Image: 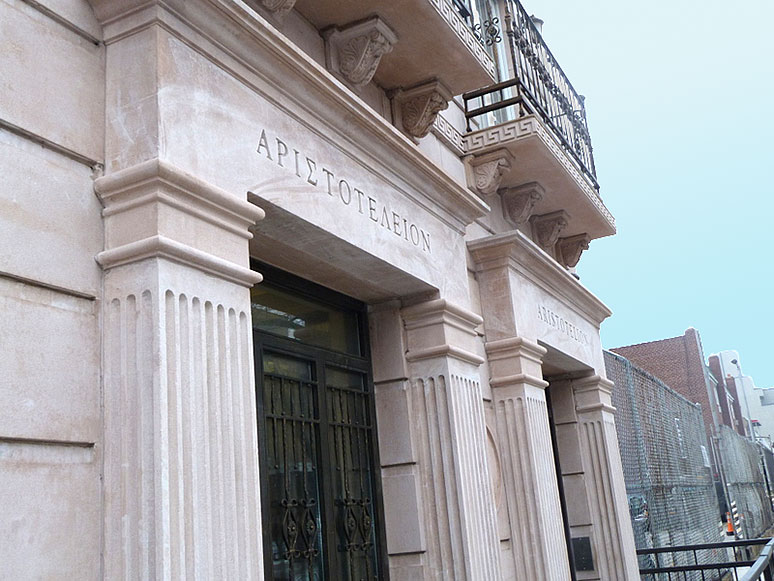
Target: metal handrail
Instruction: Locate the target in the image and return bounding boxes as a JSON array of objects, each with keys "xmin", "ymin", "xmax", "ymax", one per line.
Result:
[
  {"xmin": 740, "ymin": 538, "xmax": 774, "ymax": 581},
  {"xmin": 637, "ymin": 538, "xmax": 773, "ymax": 579},
  {"xmin": 463, "ymin": 0, "xmax": 599, "ymax": 191}
]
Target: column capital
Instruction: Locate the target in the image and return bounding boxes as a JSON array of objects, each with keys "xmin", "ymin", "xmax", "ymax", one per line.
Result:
[
  {"xmin": 94, "ymin": 158, "xmax": 264, "ymax": 287},
  {"xmin": 485, "ymin": 337, "xmax": 547, "ymax": 390},
  {"xmin": 401, "ymin": 299, "xmax": 484, "ymax": 365},
  {"xmin": 573, "ymin": 374, "xmax": 616, "ymax": 414}
]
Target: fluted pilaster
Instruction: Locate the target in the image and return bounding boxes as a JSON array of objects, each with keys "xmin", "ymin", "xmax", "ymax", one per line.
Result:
[
  {"xmin": 574, "ymin": 375, "xmax": 639, "ymax": 580},
  {"xmin": 402, "ymin": 299, "xmax": 501, "ymax": 581},
  {"xmin": 97, "ymin": 160, "xmax": 265, "ymax": 579},
  {"xmin": 486, "ymin": 336, "xmax": 571, "ymax": 580}
]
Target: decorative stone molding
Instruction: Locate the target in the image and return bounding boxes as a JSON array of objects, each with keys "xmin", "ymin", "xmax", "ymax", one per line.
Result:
[
  {"xmin": 500, "ymin": 181, "xmax": 544, "ymax": 226},
  {"xmin": 94, "ymin": 158, "xmax": 264, "ymax": 287},
  {"xmin": 531, "ymin": 210, "xmax": 569, "ymax": 251},
  {"xmin": 464, "ymin": 115, "xmax": 615, "ymax": 232},
  {"xmin": 469, "ymin": 149, "xmax": 513, "ymax": 196},
  {"xmin": 557, "ymin": 233, "xmax": 591, "ymax": 269},
  {"xmin": 395, "ymin": 80, "xmax": 452, "ymax": 140},
  {"xmin": 324, "ymin": 17, "xmax": 398, "ymax": 89},
  {"xmin": 432, "ymin": 113, "xmax": 465, "ymax": 155}
]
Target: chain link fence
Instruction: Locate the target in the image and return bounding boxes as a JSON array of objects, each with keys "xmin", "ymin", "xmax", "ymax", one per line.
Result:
[
  {"xmin": 605, "ymin": 351, "xmax": 725, "ymax": 577},
  {"xmin": 715, "ymin": 425, "xmax": 774, "ymax": 540}
]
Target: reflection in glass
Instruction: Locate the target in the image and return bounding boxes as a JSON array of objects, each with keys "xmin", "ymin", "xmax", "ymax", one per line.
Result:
[{"xmin": 251, "ymin": 283, "xmax": 361, "ymax": 356}]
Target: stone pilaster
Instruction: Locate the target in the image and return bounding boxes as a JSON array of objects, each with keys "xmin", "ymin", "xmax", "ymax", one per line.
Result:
[
  {"xmin": 573, "ymin": 375, "xmax": 640, "ymax": 580},
  {"xmin": 401, "ymin": 299, "xmax": 501, "ymax": 581},
  {"xmin": 96, "ymin": 159, "xmax": 266, "ymax": 579},
  {"xmin": 486, "ymin": 337, "xmax": 572, "ymax": 580}
]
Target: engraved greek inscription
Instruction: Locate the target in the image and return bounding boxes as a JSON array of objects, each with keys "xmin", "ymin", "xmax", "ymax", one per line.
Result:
[
  {"xmin": 276, "ymin": 138, "xmax": 288, "ymax": 167},
  {"xmin": 339, "ymin": 179, "xmax": 352, "ymax": 205},
  {"xmin": 322, "ymin": 168, "xmax": 335, "ymax": 195},
  {"xmin": 255, "ymin": 127, "xmax": 432, "ymax": 254},
  {"xmin": 257, "ymin": 129, "xmax": 272, "ymax": 160},
  {"xmin": 306, "ymin": 157, "xmax": 318, "ymax": 186},
  {"xmin": 537, "ymin": 304, "xmax": 589, "ymax": 345}
]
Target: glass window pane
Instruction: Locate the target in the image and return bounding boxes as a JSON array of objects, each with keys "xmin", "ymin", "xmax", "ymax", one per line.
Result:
[
  {"xmin": 325, "ymin": 367, "xmax": 379, "ymax": 580},
  {"xmin": 251, "ymin": 283, "xmax": 361, "ymax": 356},
  {"xmin": 262, "ymin": 352, "xmax": 324, "ymax": 580}
]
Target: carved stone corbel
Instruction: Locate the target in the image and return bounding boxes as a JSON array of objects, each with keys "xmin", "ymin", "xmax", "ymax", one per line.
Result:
[
  {"xmin": 395, "ymin": 80, "xmax": 452, "ymax": 140},
  {"xmin": 468, "ymin": 149, "xmax": 513, "ymax": 196},
  {"xmin": 260, "ymin": 0, "xmax": 296, "ymax": 20},
  {"xmin": 557, "ymin": 233, "xmax": 590, "ymax": 268},
  {"xmin": 500, "ymin": 181, "xmax": 544, "ymax": 225},
  {"xmin": 531, "ymin": 210, "xmax": 569, "ymax": 251},
  {"xmin": 324, "ymin": 17, "xmax": 398, "ymax": 88}
]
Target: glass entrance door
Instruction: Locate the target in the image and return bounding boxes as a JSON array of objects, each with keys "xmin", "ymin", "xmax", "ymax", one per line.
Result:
[{"xmin": 252, "ymin": 269, "xmax": 385, "ymax": 581}]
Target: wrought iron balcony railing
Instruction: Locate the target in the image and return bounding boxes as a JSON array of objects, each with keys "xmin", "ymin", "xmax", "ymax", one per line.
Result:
[{"xmin": 463, "ymin": 0, "xmax": 598, "ymax": 191}]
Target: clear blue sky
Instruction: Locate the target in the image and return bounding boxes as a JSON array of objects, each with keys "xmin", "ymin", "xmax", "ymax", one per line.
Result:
[{"xmin": 521, "ymin": 0, "xmax": 774, "ymax": 386}]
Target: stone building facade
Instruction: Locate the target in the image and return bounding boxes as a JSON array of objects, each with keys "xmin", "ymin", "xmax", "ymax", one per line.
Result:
[{"xmin": 0, "ymin": 0, "xmax": 638, "ymax": 579}]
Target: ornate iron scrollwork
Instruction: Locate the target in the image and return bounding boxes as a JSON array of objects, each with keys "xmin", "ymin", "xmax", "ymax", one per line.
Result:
[{"xmin": 473, "ymin": 17, "xmax": 502, "ymax": 46}]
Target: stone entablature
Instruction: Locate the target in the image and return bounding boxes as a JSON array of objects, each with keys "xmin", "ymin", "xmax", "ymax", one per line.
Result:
[{"xmin": 468, "ymin": 229, "xmax": 611, "ymax": 369}]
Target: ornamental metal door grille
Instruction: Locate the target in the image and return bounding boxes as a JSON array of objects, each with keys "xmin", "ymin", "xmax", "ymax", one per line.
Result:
[{"xmin": 252, "ymin": 274, "xmax": 385, "ymax": 581}]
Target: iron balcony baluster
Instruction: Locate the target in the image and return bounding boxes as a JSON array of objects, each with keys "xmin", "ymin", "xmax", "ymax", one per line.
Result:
[{"xmin": 464, "ymin": 0, "xmax": 599, "ymax": 191}]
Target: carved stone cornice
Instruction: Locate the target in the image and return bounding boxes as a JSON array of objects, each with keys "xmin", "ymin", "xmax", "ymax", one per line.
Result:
[
  {"xmin": 500, "ymin": 181, "xmax": 544, "ymax": 226},
  {"xmin": 324, "ymin": 17, "xmax": 398, "ymax": 89},
  {"xmin": 531, "ymin": 210, "xmax": 569, "ymax": 251},
  {"xmin": 468, "ymin": 149, "xmax": 513, "ymax": 196},
  {"xmin": 395, "ymin": 80, "xmax": 452, "ymax": 140},
  {"xmin": 557, "ymin": 233, "xmax": 590, "ymax": 269},
  {"xmin": 260, "ymin": 0, "xmax": 296, "ymax": 20}
]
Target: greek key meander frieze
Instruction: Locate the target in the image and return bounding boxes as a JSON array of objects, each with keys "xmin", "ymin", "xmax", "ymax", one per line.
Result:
[
  {"xmin": 254, "ymin": 128, "xmax": 432, "ymax": 253},
  {"xmin": 427, "ymin": 0, "xmax": 496, "ymax": 79},
  {"xmin": 431, "ymin": 114, "xmax": 465, "ymax": 155},
  {"xmin": 463, "ymin": 118, "xmax": 614, "ymax": 226}
]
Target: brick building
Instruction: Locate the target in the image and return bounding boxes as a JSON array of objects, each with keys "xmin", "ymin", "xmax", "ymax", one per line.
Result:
[{"xmin": 611, "ymin": 328, "xmax": 739, "ymax": 444}]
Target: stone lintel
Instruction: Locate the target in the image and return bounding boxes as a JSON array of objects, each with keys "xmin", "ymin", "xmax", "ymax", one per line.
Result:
[
  {"xmin": 469, "ymin": 149, "xmax": 513, "ymax": 196},
  {"xmin": 395, "ymin": 79, "xmax": 452, "ymax": 140},
  {"xmin": 531, "ymin": 210, "xmax": 570, "ymax": 251},
  {"xmin": 324, "ymin": 16, "xmax": 398, "ymax": 88},
  {"xmin": 500, "ymin": 181, "xmax": 544, "ymax": 226}
]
